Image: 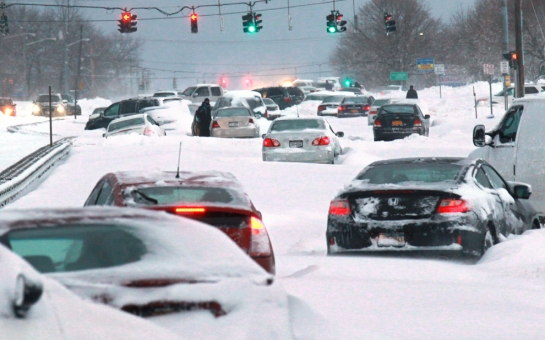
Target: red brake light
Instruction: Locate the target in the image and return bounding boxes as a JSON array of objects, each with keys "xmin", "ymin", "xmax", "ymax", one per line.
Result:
[
  {"xmin": 212, "ymin": 121, "xmax": 220, "ymax": 128},
  {"xmin": 413, "ymin": 119, "xmax": 422, "ymax": 127},
  {"xmin": 363, "ymin": 105, "xmax": 370, "ymax": 111},
  {"xmin": 329, "ymin": 199, "xmax": 350, "ymax": 216},
  {"xmin": 318, "ymin": 105, "xmax": 325, "ymax": 111},
  {"xmin": 264, "ymin": 110, "xmax": 268, "ymax": 118},
  {"xmin": 250, "ymin": 216, "xmax": 271, "ymax": 257},
  {"xmin": 437, "ymin": 199, "xmax": 470, "ymax": 213},
  {"xmin": 263, "ymin": 138, "xmax": 281, "ymax": 147},
  {"xmin": 374, "ymin": 119, "xmax": 382, "ymax": 127},
  {"xmin": 338, "ymin": 105, "xmax": 346, "ymax": 111},
  {"xmin": 285, "ymin": 97, "xmax": 291, "ymax": 103},
  {"xmin": 144, "ymin": 127, "xmax": 153, "ymax": 136},
  {"xmin": 249, "ymin": 118, "xmax": 254, "ymax": 124},
  {"xmin": 175, "ymin": 207, "xmax": 206, "ymax": 214},
  {"xmin": 312, "ymin": 136, "xmax": 330, "ymax": 146}
]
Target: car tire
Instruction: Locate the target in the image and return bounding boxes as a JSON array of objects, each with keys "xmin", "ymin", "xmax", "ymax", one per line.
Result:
[{"xmin": 374, "ymin": 136, "xmax": 382, "ymax": 142}]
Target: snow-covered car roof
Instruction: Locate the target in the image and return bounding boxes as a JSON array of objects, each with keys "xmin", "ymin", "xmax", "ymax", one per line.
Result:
[{"xmin": 223, "ymin": 90, "xmax": 262, "ymax": 99}]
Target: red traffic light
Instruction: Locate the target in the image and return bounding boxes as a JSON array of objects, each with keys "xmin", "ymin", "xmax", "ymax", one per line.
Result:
[
  {"xmin": 337, "ymin": 15, "xmax": 343, "ymax": 21},
  {"xmin": 191, "ymin": 13, "xmax": 197, "ymax": 21},
  {"xmin": 511, "ymin": 52, "xmax": 517, "ymax": 60},
  {"xmin": 122, "ymin": 12, "xmax": 131, "ymax": 22}
]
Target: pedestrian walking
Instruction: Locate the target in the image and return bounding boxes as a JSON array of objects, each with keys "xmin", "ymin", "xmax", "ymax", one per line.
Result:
[
  {"xmin": 324, "ymin": 80, "xmax": 334, "ymax": 91},
  {"xmin": 406, "ymin": 85, "xmax": 418, "ymax": 99},
  {"xmin": 195, "ymin": 98, "xmax": 212, "ymax": 137}
]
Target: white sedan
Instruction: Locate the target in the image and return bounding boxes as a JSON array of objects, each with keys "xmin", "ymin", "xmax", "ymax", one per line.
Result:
[
  {"xmin": 262, "ymin": 117, "xmax": 344, "ymax": 164},
  {"xmin": 104, "ymin": 113, "xmax": 166, "ymax": 138}
]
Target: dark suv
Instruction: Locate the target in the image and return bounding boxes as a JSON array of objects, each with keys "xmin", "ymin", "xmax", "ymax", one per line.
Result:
[
  {"xmin": 0, "ymin": 97, "xmax": 16, "ymax": 116},
  {"xmin": 61, "ymin": 94, "xmax": 82, "ymax": 116},
  {"xmin": 85, "ymin": 98, "xmax": 159, "ymax": 130},
  {"xmin": 252, "ymin": 86, "xmax": 304, "ymax": 110}
]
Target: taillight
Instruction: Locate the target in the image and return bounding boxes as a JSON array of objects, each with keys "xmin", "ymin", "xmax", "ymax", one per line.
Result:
[
  {"xmin": 363, "ymin": 105, "xmax": 370, "ymax": 111},
  {"xmin": 249, "ymin": 216, "xmax": 271, "ymax": 257},
  {"xmin": 318, "ymin": 105, "xmax": 326, "ymax": 111},
  {"xmin": 413, "ymin": 119, "xmax": 422, "ymax": 127},
  {"xmin": 144, "ymin": 127, "xmax": 153, "ymax": 136},
  {"xmin": 312, "ymin": 136, "xmax": 330, "ymax": 146},
  {"xmin": 264, "ymin": 110, "xmax": 268, "ymax": 118},
  {"xmin": 338, "ymin": 105, "xmax": 346, "ymax": 111},
  {"xmin": 329, "ymin": 199, "xmax": 350, "ymax": 216},
  {"xmin": 285, "ymin": 97, "xmax": 291, "ymax": 103},
  {"xmin": 263, "ymin": 138, "xmax": 281, "ymax": 147},
  {"xmin": 175, "ymin": 207, "xmax": 206, "ymax": 214},
  {"xmin": 374, "ymin": 119, "xmax": 382, "ymax": 127},
  {"xmin": 212, "ymin": 121, "xmax": 220, "ymax": 128},
  {"xmin": 437, "ymin": 199, "xmax": 470, "ymax": 213},
  {"xmin": 249, "ymin": 118, "xmax": 254, "ymax": 124}
]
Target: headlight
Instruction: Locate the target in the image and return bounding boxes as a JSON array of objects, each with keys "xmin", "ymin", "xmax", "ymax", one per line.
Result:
[
  {"xmin": 5, "ymin": 108, "xmax": 12, "ymax": 115},
  {"xmin": 56, "ymin": 106, "xmax": 65, "ymax": 113},
  {"xmin": 32, "ymin": 105, "xmax": 41, "ymax": 114}
]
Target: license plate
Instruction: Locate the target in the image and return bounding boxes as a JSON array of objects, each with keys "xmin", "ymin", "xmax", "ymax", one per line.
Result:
[
  {"xmin": 228, "ymin": 122, "xmax": 238, "ymax": 127},
  {"xmin": 289, "ymin": 140, "xmax": 303, "ymax": 148},
  {"xmin": 392, "ymin": 120, "xmax": 403, "ymax": 126},
  {"xmin": 351, "ymin": 109, "xmax": 359, "ymax": 113},
  {"xmin": 377, "ymin": 233, "xmax": 405, "ymax": 247}
]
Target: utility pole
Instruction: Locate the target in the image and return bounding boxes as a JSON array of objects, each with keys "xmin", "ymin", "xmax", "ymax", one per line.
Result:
[
  {"xmin": 73, "ymin": 24, "xmax": 83, "ymax": 120},
  {"xmin": 514, "ymin": 0, "xmax": 524, "ymax": 98}
]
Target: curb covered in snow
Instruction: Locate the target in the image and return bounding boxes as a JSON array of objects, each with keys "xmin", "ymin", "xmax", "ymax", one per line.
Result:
[{"xmin": 0, "ymin": 137, "xmax": 73, "ymax": 208}]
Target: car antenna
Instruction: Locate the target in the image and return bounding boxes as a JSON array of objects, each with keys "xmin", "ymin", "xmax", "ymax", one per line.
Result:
[{"xmin": 175, "ymin": 141, "xmax": 182, "ymax": 178}]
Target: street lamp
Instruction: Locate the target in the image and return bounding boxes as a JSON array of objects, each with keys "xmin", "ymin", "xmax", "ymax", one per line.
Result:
[
  {"xmin": 63, "ymin": 38, "xmax": 90, "ymax": 94},
  {"xmin": 3, "ymin": 32, "xmax": 36, "ymax": 40},
  {"xmin": 24, "ymin": 37, "xmax": 57, "ymax": 46}
]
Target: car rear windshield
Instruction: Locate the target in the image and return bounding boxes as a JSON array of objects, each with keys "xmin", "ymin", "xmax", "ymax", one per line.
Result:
[
  {"xmin": 0, "ymin": 99, "xmax": 12, "ymax": 105},
  {"xmin": 343, "ymin": 97, "xmax": 370, "ymax": 104},
  {"xmin": 356, "ymin": 162, "xmax": 462, "ymax": 184},
  {"xmin": 4, "ymin": 225, "xmax": 147, "ymax": 273},
  {"xmin": 181, "ymin": 87, "xmax": 196, "ymax": 96},
  {"xmin": 322, "ymin": 96, "xmax": 347, "ymax": 103},
  {"xmin": 109, "ymin": 117, "xmax": 145, "ymax": 132},
  {"xmin": 373, "ymin": 99, "xmax": 392, "ymax": 107},
  {"xmin": 244, "ymin": 98, "xmax": 262, "ymax": 110},
  {"xmin": 153, "ymin": 92, "xmax": 176, "ymax": 97},
  {"xmin": 262, "ymin": 98, "xmax": 275, "ymax": 105},
  {"xmin": 38, "ymin": 95, "xmax": 60, "ymax": 102},
  {"xmin": 216, "ymin": 108, "xmax": 251, "ymax": 117},
  {"xmin": 271, "ymin": 119, "xmax": 325, "ymax": 131},
  {"xmin": 379, "ymin": 105, "xmax": 416, "ymax": 115},
  {"xmin": 304, "ymin": 94, "xmax": 328, "ymax": 101},
  {"xmin": 130, "ymin": 186, "xmax": 237, "ymax": 205},
  {"xmin": 287, "ymin": 87, "xmax": 303, "ymax": 95}
]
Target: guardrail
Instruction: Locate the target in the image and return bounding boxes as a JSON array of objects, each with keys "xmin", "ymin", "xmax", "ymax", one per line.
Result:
[{"xmin": 0, "ymin": 137, "xmax": 73, "ymax": 208}]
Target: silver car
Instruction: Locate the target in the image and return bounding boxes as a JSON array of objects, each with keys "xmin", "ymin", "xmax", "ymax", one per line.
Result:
[
  {"xmin": 104, "ymin": 113, "xmax": 166, "ymax": 138},
  {"xmin": 262, "ymin": 117, "xmax": 344, "ymax": 164},
  {"xmin": 210, "ymin": 107, "xmax": 260, "ymax": 138}
]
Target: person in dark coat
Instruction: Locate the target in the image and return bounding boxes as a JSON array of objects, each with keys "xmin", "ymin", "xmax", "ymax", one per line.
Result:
[
  {"xmin": 406, "ymin": 85, "xmax": 418, "ymax": 99},
  {"xmin": 324, "ymin": 80, "xmax": 334, "ymax": 91},
  {"xmin": 195, "ymin": 98, "xmax": 212, "ymax": 137}
]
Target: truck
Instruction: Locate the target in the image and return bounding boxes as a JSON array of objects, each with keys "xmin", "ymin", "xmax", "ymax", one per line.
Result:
[{"xmin": 179, "ymin": 84, "xmax": 225, "ymax": 104}]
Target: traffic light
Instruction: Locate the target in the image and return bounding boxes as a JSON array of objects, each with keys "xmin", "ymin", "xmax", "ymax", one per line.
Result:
[
  {"xmin": 336, "ymin": 13, "xmax": 347, "ymax": 32},
  {"xmin": 128, "ymin": 14, "xmax": 137, "ymax": 33},
  {"xmin": 118, "ymin": 12, "xmax": 131, "ymax": 33},
  {"xmin": 242, "ymin": 12, "xmax": 255, "ymax": 33},
  {"xmin": 343, "ymin": 78, "xmax": 352, "ymax": 87},
  {"xmin": 254, "ymin": 13, "xmax": 263, "ymax": 32},
  {"xmin": 220, "ymin": 76, "xmax": 228, "ymax": 87},
  {"xmin": 190, "ymin": 13, "xmax": 198, "ymax": 33},
  {"xmin": 384, "ymin": 13, "xmax": 396, "ymax": 33},
  {"xmin": 503, "ymin": 51, "xmax": 518, "ymax": 70},
  {"xmin": 327, "ymin": 13, "xmax": 337, "ymax": 33},
  {"xmin": 0, "ymin": 13, "xmax": 9, "ymax": 35}
]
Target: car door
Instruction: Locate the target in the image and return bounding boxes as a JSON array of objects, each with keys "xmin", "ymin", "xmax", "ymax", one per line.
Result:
[
  {"xmin": 210, "ymin": 86, "xmax": 222, "ymax": 102},
  {"xmin": 482, "ymin": 164, "xmax": 525, "ymax": 236},
  {"xmin": 146, "ymin": 115, "xmax": 163, "ymax": 135},
  {"xmin": 193, "ymin": 86, "xmax": 211, "ymax": 102},
  {"xmin": 487, "ymin": 105, "xmax": 523, "ymax": 181}
]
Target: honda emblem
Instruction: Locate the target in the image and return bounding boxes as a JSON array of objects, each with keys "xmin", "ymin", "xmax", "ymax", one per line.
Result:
[{"xmin": 388, "ymin": 198, "xmax": 399, "ymax": 206}]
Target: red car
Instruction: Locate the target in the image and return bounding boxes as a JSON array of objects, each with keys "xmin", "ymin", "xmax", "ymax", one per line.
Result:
[
  {"xmin": 83, "ymin": 171, "xmax": 276, "ymax": 274},
  {"xmin": 0, "ymin": 97, "xmax": 16, "ymax": 116}
]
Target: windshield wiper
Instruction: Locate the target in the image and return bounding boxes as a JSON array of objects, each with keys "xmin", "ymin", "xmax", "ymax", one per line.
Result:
[{"xmin": 132, "ymin": 189, "xmax": 158, "ymax": 205}]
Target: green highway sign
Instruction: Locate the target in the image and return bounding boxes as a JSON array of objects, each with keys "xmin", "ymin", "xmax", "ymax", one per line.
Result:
[{"xmin": 390, "ymin": 72, "xmax": 408, "ymax": 81}]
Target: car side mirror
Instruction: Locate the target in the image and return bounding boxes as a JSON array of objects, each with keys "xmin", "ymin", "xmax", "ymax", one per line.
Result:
[
  {"xmin": 336, "ymin": 131, "xmax": 344, "ymax": 137},
  {"xmin": 261, "ymin": 134, "xmax": 266, "ymax": 139},
  {"xmin": 192, "ymin": 93, "xmax": 198, "ymax": 97},
  {"xmin": 508, "ymin": 182, "xmax": 532, "ymax": 199},
  {"xmin": 473, "ymin": 125, "xmax": 486, "ymax": 147},
  {"xmin": 156, "ymin": 120, "xmax": 164, "ymax": 126},
  {"xmin": 12, "ymin": 274, "xmax": 43, "ymax": 318},
  {"xmin": 424, "ymin": 114, "xmax": 430, "ymax": 119}
]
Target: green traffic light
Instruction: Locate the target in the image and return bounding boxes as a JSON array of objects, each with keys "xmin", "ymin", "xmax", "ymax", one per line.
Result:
[
  {"xmin": 328, "ymin": 26, "xmax": 337, "ymax": 33},
  {"xmin": 248, "ymin": 25, "xmax": 256, "ymax": 33}
]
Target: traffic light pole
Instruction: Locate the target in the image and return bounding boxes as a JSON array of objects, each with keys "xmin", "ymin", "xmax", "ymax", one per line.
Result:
[{"xmin": 514, "ymin": 0, "xmax": 524, "ymax": 98}]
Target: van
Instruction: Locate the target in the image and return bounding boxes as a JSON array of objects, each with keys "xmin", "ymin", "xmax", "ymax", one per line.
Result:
[
  {"xmin": 470, "ymin": 97, "xmax": 545, "ymax": 219},
  {"xmin": 477, "ymin": 83, "xmax": 545, "ymax": 107},
  {"xmin": 179, "ymin": 84, "xmax": 225, "ymax": 103}
]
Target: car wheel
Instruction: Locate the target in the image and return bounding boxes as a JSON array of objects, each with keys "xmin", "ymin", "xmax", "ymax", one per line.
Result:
[
  {"xmin": 532, "ymin": 220, "xmax": 541, "ymax": 229},
  {"xmin": 374, "ymin": 136, "xmax": 382, "ymax": 142},
  {"xmin": 481, "ymin": 223, "xmax": 500, "ymax": 256}
]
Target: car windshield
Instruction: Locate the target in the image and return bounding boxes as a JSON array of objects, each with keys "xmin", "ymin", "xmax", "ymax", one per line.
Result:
[
  {"xmin": 287, "ymin": 88, "xmax": 302, "ymax": 95},
  {"xmin": 92, "ymin": 107, "xmax": 105, "ymax": 114},
  {"xmin": 343, "ymin": 97, "xmax": 370, "ymax": 104},
  {"xmin": 304, "ymin": 94, "xmax": 328, "ymax": 101},
  {"xmin": 341, "ymin": 88, "xmax": 360, "ymax": 93},
  {"xmin": 61, "ymin": 94, "xmax": 74, "ymax": 103},
  {"xmin": 373, "ymin": 99, "xmax": 392, "ymax": 107},
  {"xmin": 0, "ymin": 99, "xmax": 11, "ymax": 105},
  {"xmin": 322, "ymin": 96, "xmax": 347, "ymax": 104},
  {"xmin": 4, "ymin": 225, "xmax": 147, "ymax": 273},
  {"xmin": 356, "ymin": 162, "xmax": 462, "ymax": 184},
  {"xmin": 379, "ymin": 105, "xmax": 415, "ymax": 115},
  {"xmin": 38, "ymin": 95, "xmax": 60, "ymax": 102},
  {"xmin": 263, "ymin": 98, "xmax": 275, "ymax": 105},
  {"xmin": 108, "ymin": 117, "xmax": 145, "ymax": 132},
  {"xmin": 181, "ymin": 87, "xmax": 196, "ymax": 96},
  {"xmin": 153, "ymin": 92, "xmax": 176, "ymax": 97},
  {"xmin": 293, "ymin": 82, "xmax": 306, "ymax": 87},
  {"xmin": 130, "ymin": 186, "xmax": 237, "ymax": 205},
  {"xmin": 271, "ymin": 119, "xmax": 325, "ymax": 131},
  {"xmin": 216, "ymin": 107, "xmax": 251, "ymax": 117},
  {"xmin": 244, "ymin": 98, "xmax": 262, "ymax": 109}
]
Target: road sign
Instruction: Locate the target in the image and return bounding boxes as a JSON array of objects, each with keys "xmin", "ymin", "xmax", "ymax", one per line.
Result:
[
  {"xmin": 483, "ymin": 64, "xmax": 495, "ymax": 75},
  {"xmin": 390, "ymin": 72, "xmax": 408, "ymax": 81},
  {"xmin": 500, "ymin": 60, "xmax": 509, "ymax": 74},
  {"xmin": 417, "ymin": 58, "xmax": 434, "ymax": 73},
  {"xmin": 434, "ymin": 64, "xmax": 445, "ymax": 75}
]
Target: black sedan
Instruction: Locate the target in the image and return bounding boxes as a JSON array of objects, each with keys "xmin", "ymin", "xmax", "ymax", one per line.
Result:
[
  {"xmin": 337, "ymin": 96, "xmax": 374, "ymax": 118},
  {"xmin": 373, "ymin": 103, "xmax": 429, "ymax": 141},
  {"xmin": 326, "ymin": 157, "xmax": 541, "ymax": 257}
]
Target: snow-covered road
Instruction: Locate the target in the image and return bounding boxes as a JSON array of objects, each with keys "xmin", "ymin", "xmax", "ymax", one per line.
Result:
[{"xmin": 2, "ymin": 83, "xmax": 545, "ymax": 339}]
